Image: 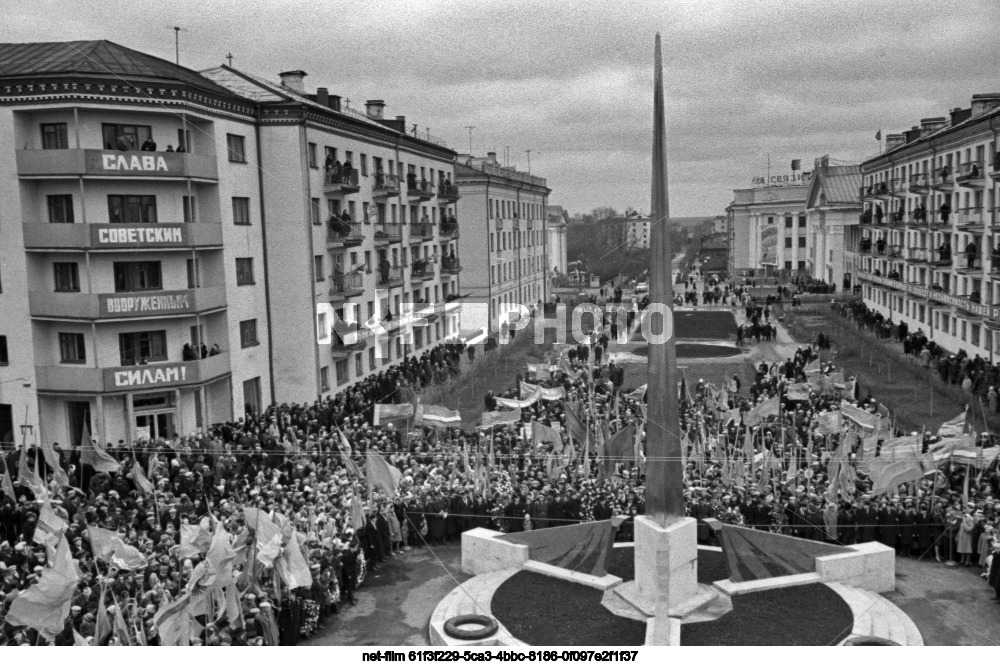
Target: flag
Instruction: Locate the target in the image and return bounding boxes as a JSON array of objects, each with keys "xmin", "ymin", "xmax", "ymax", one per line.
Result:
[
  {"xmin": 341, "ymin": 449, "xmax": 363, "ymax": 479},
  {"xmin": 532, "ymin": 421, "xmax": 563, "ymax": 451},
  {"xmin": 372, "ymin": 403, "xmax": 414, "ymax": 425},
  {"xmin": 479, "ymin": 409, "xmax": 521, "ymax": 429},
  {"xmin": 791, "ymin": 159, "xmax": 801, "ymax": 171},
  {"xmin": 129, "ymin": 461, "xmax": 155, "ymax": 495},
  {"xmin": 152, "ymin": 592, "xmax": 192, "ymax": 646},
  {"xmin": 938, "ymin": 410, "xmax": 967, "ymax": 438},
  {"xmin": 39, "ymin": 440, "xmax": 70, "ymax": 487},
  {"xmin": 33, "ymin": 496, "xmax": 67, "ymax": 553},
  {"xmin": 88, "ymin": 526, "xmax": 148, "ymax": 572},
  {"xmin": 179, "ymin": 518, "xmax": 213, "ymax": 559},
  {"xmin": 365, "ymin": 452, "xmax": 402, "ymax": 498},
  {"xmin": 205, "ymin": 522, "xmax": 240, "ymax": 589},
  {"xmin": 840, "ymin": 400, "xmax": 879, "ymax": 431},
  {"xmin": 786, "ymin": 383, "xmax": 811, "ymax": 402},
  {"xmin": 929, "ymin": 435, "xmax": 976, "ymax": 458},
  {"xmin": 1, "ymin": 461, "xmax": 16, "ymax": 501},
  {"xmin": 337, "ymin": 428, "xmax": 352, "ymax": 455},
  {"xmin": 17, "ymin": 446, "xmax": 42, "ymax": 490},
  {"xmin": 81, "ymin": 435, "xmax": 120, "ymax": 474},
  {"xmin": 626, "ymin": 384, "xmax": 647, "ymax": 401},
  {"xmin": 275, "ymin": 530, "xmax": 312, "ymax": 590},
  {"xmin": 5, "ymin": 536, "xmax": 80, "ymax": 639},
  {"xmin": 871, "ymin": 458, "xmax": 925, "ymax": 496},
  {"xmin": 419, "ymin": 404, "xmax": 462, "ymax": 427},
  {"xmin": 95, "ymin": 585, "xmax": 111, "ymax": 645},
  {"xmin": 817, "ymin": 410, "xmax": 843, "ymax": 436},
  {"xmin": 564, "ymin": 404, "xmax": 588, "ymax": 445},
  {"xmin": 351, "ymin": 494, "xmax": 365, "ymax": 530},
  {"xmin": 605, "ymin": 425, "xmax": 635, "ymax": 464},
  {"xmin": 745, "ymin": 396, "xmax": 780, "ymax": 427},
  {"xmin": 875, "ymin": 129, "xmax": 882, "ymax": 141},
  {"xmin": 111, "ymin": 593, "xmax": 131, "ymax": 645},
  {"xmin": 804, "ymin": 359, "xmax": 821, "ymax": 374}
]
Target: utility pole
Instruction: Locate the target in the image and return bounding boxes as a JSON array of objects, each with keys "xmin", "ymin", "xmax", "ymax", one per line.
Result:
[
  {"xmin": 464, "ymin": 126, "xmax": 475, "ymax": 154},
  {"xmin": 524, "ymin": 149, "xmax": 532, "ymax": 173},
  {"xmin": 171, "ymin": 26, "xmax": 189, "ymax": 65}
]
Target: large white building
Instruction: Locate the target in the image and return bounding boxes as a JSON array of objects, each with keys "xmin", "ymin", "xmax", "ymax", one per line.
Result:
[
  {"xmin": 726, "ymin": 173, "xmax": 812, "ymax": 277},
  {"xmin": 0, "ymin": 40, "xmax": 464, "ymax": 446},
  {"xmin": 858, "ymin": 93, "xmax": 1000, "ymax": 358},
  {"xmin": 804, "ymin": 158, "xmax": 862, "ymax": 291},
  {"xmin": 455, "ymin": 153, "xmax": 551, "ymax": 334}
]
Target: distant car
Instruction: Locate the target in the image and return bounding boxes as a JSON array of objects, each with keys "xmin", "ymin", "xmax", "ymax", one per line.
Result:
[{"xmin": 635, "ymin": 281, "xmax": 649, "ymax": 294}]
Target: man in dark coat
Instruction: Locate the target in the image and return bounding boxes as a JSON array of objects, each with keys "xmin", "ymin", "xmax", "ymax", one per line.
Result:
[{"xmin": 856, "ymin": 497, "xmax": 877, "ymax": 543}]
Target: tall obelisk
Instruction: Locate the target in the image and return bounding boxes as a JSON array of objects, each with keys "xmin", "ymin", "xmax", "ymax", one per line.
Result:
[
  {"xmin": 645, "ymin": 32, "xmax": 684, "ymax": 525},
  {"xmin": 627, "ymin": 34, "xmax": 699, "ymax": 641}
]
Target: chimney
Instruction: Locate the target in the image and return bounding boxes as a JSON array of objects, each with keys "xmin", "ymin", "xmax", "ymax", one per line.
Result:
[
  {"xmin": 919, "ymin": 117, "xmax": 946, "ymax": 137},
  {"xmin": 365, "ymin": 99, "xmax": 386, "ymax": 119},
  {"xmin": 487, "ymin": 151, "xmax": 497, "ymax": 164},
  {"xmin": 884, "ymin": 133, "xmax": 906, "ymax": 152},
  {"xmin": 279, "ymin": 70, "xmax": 307, "ymax": 93},
  {"xmin": 904, "ymin": 126, "xmax": 921, "ymax": 143},
  {"xmin": 949, "ymin": 106, "xmax": 972, "ymax": 125},
  {"xmin": 329, "ymin": 95, "xmax": 342, "ymax": 112},
  {"xmin": 971, "ymin": 94, "xmax": 1000, "ymax": 118},
  {"xmin": 316, "ymin": 87, "xmax": 329, "ymax": 108}
]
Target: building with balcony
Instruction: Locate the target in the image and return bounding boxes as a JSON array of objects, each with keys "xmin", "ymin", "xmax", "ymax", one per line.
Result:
[
  {"xmin": 623, "ymin": 211, "xmax": 652, "ymax": 249},
  {"xmin": 456, "ymin": 153, "xmax": 551, "ymax": 335},
  {"xmin": 0, "ymin": 40, "xmax": 270, "ymax": 446},
  {"xmin": 201, "ymin": 65, "xmax": 463, "ymax": 403},
  {"xmin": 858, "ymin": 92, "xmax": 1000, "ymax": 358},
  {"xmin": 725, "ymin": 173, "xmax": 812, "ymax": 277},
  {"xmin": 803, "ymin": 157, "xmax": 862, "ymax": 291}
]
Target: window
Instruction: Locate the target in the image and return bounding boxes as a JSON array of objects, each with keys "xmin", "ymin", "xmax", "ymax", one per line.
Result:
[
  {"xmin": 240, "ymin": 319, "xmax": 259, "ymax": 348},
  {"xmin": 108, "ymin": 195, "xmax": 157, "ymax": 224},
  {"xmin": 236, "ymin": 258, "xmax": 255, "ymax": 285},
  {"xmin": 798, "ymin": 215, "xmax": 806, "ymax": 228},
  {"xmin": 308, "ymin": 142, "xmax": 317, "ymax": 168},
  {"xmin": 784, "ymin": 217, "xmax": 793, "ymax": 228},
  {"xmin": 0, "ymin": 336, "xmax": 7, "ymax": 365},
  {"xmin": 320, "ymin": 366, "xmax": 329, "ymax": 391},
  {"xmin": 102, "ymin": 123, "xmax": 151, "ymax": 150},
  {"xmin": 47, "ymin": 195, "xmax": 74, "ymax": 224},
  {"xmin": 360, "ymin": 154, "xmax": 368, "ymax": 176},
  {"xmin": 784, "ymin": 260, "xmax": 792, "ymax": 270},
  {"xmin": 113, "ymin": 261, "xmax": 162, "ymax": 292},
  {"xmin": 59, "ymin": 333, "xmax": 86, "ymax": 364},
  {"xmin": 226, "ymin": 134, "xmax": 247, "ymax": 163},
  {"xmin": 368, "ymin": 347, "xmax": 376, "ymax": 371},
  {"xmin": 232, "ymin": 197, "xmax": 250, "ymax": 225},
  {"xmin": 243, "ymin": 377, "xmax": 262, "ymax": 415},
  {"xmin": 798, "ymin": 237, "xmax": 806, "ymax": 248},
  {"xmin": 53, "ymin": 263, "xmax": 80, "ymax": 292},
  {"xmin": 325, "ymin": 146, "xmax": 337, "ymax": 164},
  {"xmin": 355, "ymin": 353, "xmax": 363, "ymax": 377},
  {"xmin": 182, "ymin": 196, "xmax": 196, "ymax": 224},
  {"xmin": 41, "ymin": 123, "xmax": 69, "ymax": 149},
  {"xmin": 797, "ymin": 260, "xmax": 806, "ymax": 271},
  {"xmin": 311, "ymin": 198, "xmax": 321, "ymax": 224},
  {"xmin": 336, "ymin": 359, "xmax": 349, "ymax": 385},
  {"xmin": 314, "ymin": 255, "xmax": 324, "ymax": 282},
  {"xmin": 186, "ymin": 258, "xmax": 200, "ymax": 288},
  {"xmin": 119, "ymin": 331, "xmax": 167, "ymax": 366}
]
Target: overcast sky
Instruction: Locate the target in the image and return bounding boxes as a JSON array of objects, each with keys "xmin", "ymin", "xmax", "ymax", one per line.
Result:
[{"xmin": 9, "ymin": 0, "xmax": 1000, "ymax": 216}]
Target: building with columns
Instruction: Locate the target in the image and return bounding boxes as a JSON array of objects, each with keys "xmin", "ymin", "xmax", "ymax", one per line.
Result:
[
  {"xmin": 726, "ymin": 174, "xmax": 811, "ymax": 277},
  {"xmin": 545, "ymin": 205, "xmax": 569, "ymax": 283},
  {"xmin": 858, "ymin": 93, "xmax": 1000, "ymax": 358},
  {"xmin": 804, "ymin": 158, "xmax": 862, "ymax": 291}
]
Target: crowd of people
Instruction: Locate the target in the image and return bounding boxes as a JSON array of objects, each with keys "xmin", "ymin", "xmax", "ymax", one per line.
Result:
[{"xmin": 3, "ymin": 286, "xmax": 1000, "ymax": 646}]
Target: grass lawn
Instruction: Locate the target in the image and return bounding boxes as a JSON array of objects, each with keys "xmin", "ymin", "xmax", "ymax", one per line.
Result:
[{"xmin": 674, "ymin": 310, "xmax": 738, "ymax": 340}]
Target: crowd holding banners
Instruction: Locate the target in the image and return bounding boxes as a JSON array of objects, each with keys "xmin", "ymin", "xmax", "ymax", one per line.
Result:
[{"xmin": 6, "ymin": 293, "xmax": 1000, "ymax": 645}]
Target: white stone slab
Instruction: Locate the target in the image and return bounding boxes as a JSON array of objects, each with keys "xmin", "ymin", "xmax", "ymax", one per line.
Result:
[
  {"xmin": 461, "ymin": 528, "xmax": 529, "ymax": 575},
  {"xmin": 522, "ymin": 560, "xmax": 623, "ymax": 590}
]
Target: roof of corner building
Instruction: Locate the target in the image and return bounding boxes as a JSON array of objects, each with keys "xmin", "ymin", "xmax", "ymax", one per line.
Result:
[
  {"xmin": 0, "ymin": 40, "xmax": 241, "ymax": 99},
  {"xmin": 816, "ymin": 171, "xmax": 862, "ymax": 205}
]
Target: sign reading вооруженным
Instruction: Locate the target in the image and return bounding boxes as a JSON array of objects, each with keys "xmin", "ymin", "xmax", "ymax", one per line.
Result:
[
  {"xmin": 98, "ymin": 291, "xmax": 192, "ymax": 317},
  {"xmin": 85, "ymin": 151, "xmax": 183, "ymax": 174},
  {"xmin": 89, "ymin": 224, "xmax": 187, "ymax": 248},
  {"xmin": 107, "ymin": 364, "xmax": 188, "ymax": 390}
]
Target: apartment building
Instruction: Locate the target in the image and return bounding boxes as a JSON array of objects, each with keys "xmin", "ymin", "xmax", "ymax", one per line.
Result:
[
  {"xmin": 858, "ymin": 93, "xmax": 1000, "ymax": 357},
  {"xmin": 0, "ymin": 40, "xmax": 464, "ymax": 445},
  {"xmin": 0, "ymin": 41, "xmax": 270, "ymax": 445},
  {"xmin": 455, "ymin": 153, "xmax": 551, "ymax": 333},
  {"xmin": 202, "ymin": 67, "xmax": 463, "ymax": 404}
]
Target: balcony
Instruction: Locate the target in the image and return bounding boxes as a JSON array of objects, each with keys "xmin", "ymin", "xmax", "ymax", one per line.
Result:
[
  {"xmin": 991, "ymin": 153, "xmax": 1000, "ymax": 179},
  {"xmin": 858, "ymin": 240, "xmax": 872, "ymax": 254},
  {"xmin": 956, "ymin": 208, "xmax": 985, "ymax": 232},
  {"xmin": 439, "ymin": 183, "xmax": 461, "ymax": 202},
  {"xmin": 859, "ymin": 182, "xmax": 888, "ymax": 200},
  {"xmin": 22, "ymin": 222, "xmax": 223, "ymax": 251},
  {"xmin": 326, "ymin": 221, "xmax": 365, "ymax": 248},
  {"xmin": 16, "ymin": 149, "xmax": 218, "ymax": 181},
  {"xmin": 441, "ymin": 257, "xmax": 462, "ymax": 274},
  {"xmin": 930, "ymin": 166, "xmax": 954, "ymax": 191},
  {"xmin": 35, "ymin": 352, "xmax": 231, "ymax": 394},
  {"xmin": 440, "ymin": 221, "xmax": 459, "ymax": 239},
  {"xmin": 906, "ymin": 247, "xmax": 929, "ymax": 263},
  {"xmin": 887, "ymin": 244, "xmax": 903, "ymax": 259},
  {"xmin": 909, "ymin": 172, "xmax": 929, "ymax": 194},
  {"xmin": 376, "ymin": 266, "xmax": 404, "ymax": 288},
  {"xmin": 323, "ymin": 168, "xmax": 360, "ymax": 194},
  {"xmin": 372, "ymin": 173, "xmax": 401, "ymax": 198},
  {"xmin": 374, "ymin": 223, "xmax": 402, "ymax": 244},
  {"xmin": 330, "ymin": 333, "xmax": 368, "ymax": 358},
  {"xmin": 29, "ymin": 286, "xmax": 227, "ymax": 321},
  {"xmin": 406, "ymin": 179, "xmax": 435, "ymax": 201},
  {"xmin": 885, "ymin": 209, "xmax": 906, "ymax": 227},
  {"xmin": 927, "ymin": 210, "xmax": 949, "ymax": 228},
  {"xmin": 329, "ymin": 271, "xmax": 365, "ymax": 301},
  {"xmin": 889, "ymin": 177, "xmax": 908, "ymax": 198},
  {"xmin": 410, "ymin": 261, "xmax": 433, "ymax": 281},
  {"xmin": 930, "ymin": 249, "xmax": 953, "ymax": 268},
  {"xmin": 991, "ymin": 254, "xmax": 1000, "ymax": 274},
  {"xmin": 956, "ymin": 160, "xmax": 985, "ymax": 188},
  {"xmin": 408, "ymin": 223, "xmax": 433, "ymax": 242}
]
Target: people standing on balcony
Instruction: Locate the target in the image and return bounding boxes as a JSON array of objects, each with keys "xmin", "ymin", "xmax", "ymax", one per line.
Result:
[
  {"xmin": 874, "ymin": 204, "xmax": 884, "ymax": 225},
  {"xmin": 165, "ymin": 145, "xmax": 174, "ymax": 152},
  {"xmin": 140, "ymin": 137, "xmax": 157, "ymax": 151},
  {"xmin": 379, "ymin": 256, "xmax": 391, "ymax": 284},
  {"xmin": 182, "ymin": 343, "xmax": 197, "ymax": 361},
  {"xmin": 329, "ymin": 159, "xmax": 342, "ymax": 184},
  {"xmin": 966, "ymin": 240, "xmax": 978, "ymax": 269},
  {"xmin": 894, "ymin": 205, "xmax": 904, "ymax": 223},
  {"xmin": 341, "ymin": 157, "xmax": 353, "ymax": 184},
  {"xmin": 940, "ymin": 200, "xmax": 952, "ymax": 224},
  {"xmin": 939, "ymin": 241, "xmax": 952, "ymax": 262},
  {"xmin": 861, "ymin": 208, "xmax": 872, "ymax": 225},
  {"xmin": 859, "ymin": 237, "xmax": 872, "ymax": 253},
  {"xmin": 940, "ymin": 165, "xmax": 951, "ymax": 180},
  {"xmin": 116, "ymin": 133, "xmax": 134, "ymax": 151},
  {"xmin": 334, "ymin": 258, "xmax": 345, "ymax": 291},
  {"xmin": 420, "ymin": 211, "xmax": 431, "ymax": 227},
  {"xmin": 209, "ymin": 343, "xmax": 221, "ymax": 356},
  {"xmin": 875, "ymin": 237, "xmax": 886, "ymax": 255},
  {"xmin": 970, "ymin": 164, "xmax": 980, "ymax": 179},
  {"xmin": 406, "ymin": 171, "xmax": 417, "ymax": 190},
  {"xmin": 915, "ymin": 202, "xmax": 927, "ymax": 222}
]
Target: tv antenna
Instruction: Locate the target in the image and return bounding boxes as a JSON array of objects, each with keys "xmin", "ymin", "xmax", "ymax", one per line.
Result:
[{"xmin": 167, "ymin": 26, "xmax": 189, "ymax": 65}]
